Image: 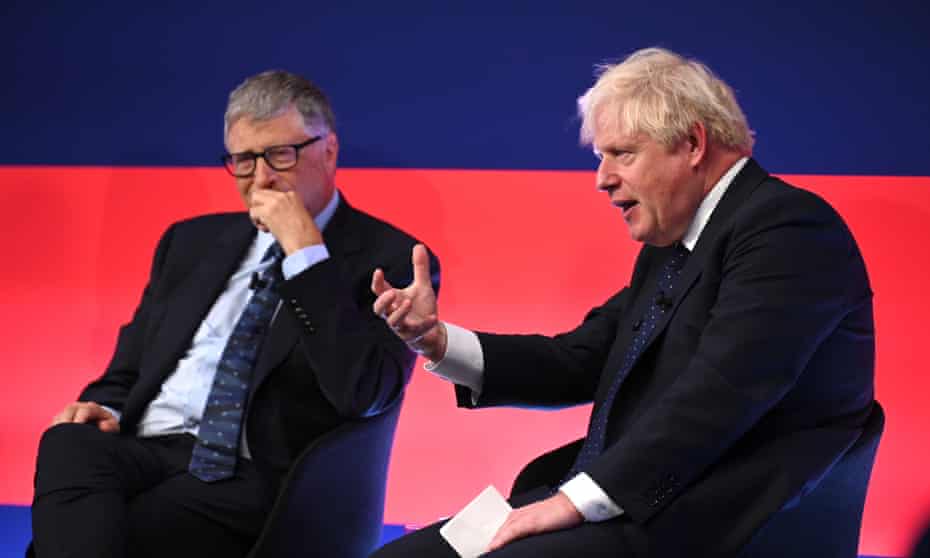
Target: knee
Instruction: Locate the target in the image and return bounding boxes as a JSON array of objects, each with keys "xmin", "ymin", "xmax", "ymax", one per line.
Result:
[
  {"xmin": 35, "ymin": 423, "xmax": 116, "ymax": 490},
  {"xmin": 369, "ymin": 523, "xmax": 452, "ymax": 558},
  {"xmin": 37, "ymin": 423, "xmax": 107, "ymax": 463}
]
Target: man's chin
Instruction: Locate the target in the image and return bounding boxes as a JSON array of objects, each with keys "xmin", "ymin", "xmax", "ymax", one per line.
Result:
[
  {"xmin": 252, "ymin": 219, "xmax": 270, "ymax": 233},
  {"xmin": 628, "ymin": 230, "xmax": 671, "ymax": 247},
  {"xmin": 626, "ymin": 225, "xmax": 648, "ymax": 244}
]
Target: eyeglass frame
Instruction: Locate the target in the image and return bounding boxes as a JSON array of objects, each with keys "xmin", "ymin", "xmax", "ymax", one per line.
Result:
[{"xmin": 221, "ymin": 135, "xmax": 323, "ymax": 177}]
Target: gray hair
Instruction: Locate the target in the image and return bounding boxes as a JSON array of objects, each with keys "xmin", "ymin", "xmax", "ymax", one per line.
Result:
[
  {"xmin": 578, "ymin": 47, "xmax": 754, "ymax": 152},
  {"xmin": 224, "ymin": 70, "xmax": 336, "ymax": 139}
]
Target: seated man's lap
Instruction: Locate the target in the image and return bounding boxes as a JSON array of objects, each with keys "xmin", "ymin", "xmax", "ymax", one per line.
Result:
[
  {"xmin": 126, "ymin": 466, "xmax": 271, "ymax": 557},
  {"xmin": 34, "ymin": 423, "xmax": 272, "ymax": 557},
  {"xmin": 34, "ymin": 423, "xmax": 166, "ymax": 497},
  {"xmin": 372, "ymin": 488, "xmax": 636, "ymax": 558},
  {"xmin": 373, "ymin": 518, "xmax": 635, "ymax": 558}
]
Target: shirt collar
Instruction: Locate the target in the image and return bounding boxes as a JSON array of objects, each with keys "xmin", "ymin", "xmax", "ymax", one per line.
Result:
[
  {"xmin": 314, "ymin": 187, "xmax": 340, "ymax": 232},
  {"xmin": 680, "ymin": 157, "xmax": 748, "ymax": 251}
]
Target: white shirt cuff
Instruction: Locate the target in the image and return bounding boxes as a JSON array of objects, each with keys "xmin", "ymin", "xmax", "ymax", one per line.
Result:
[
  {"xmin": 424, "ymin": 322, "xmax": 485, "ymax": 399},
  {"xmin": 281, "ymin": 244, "xmax": 330, "ymax": 279},
  {"xmin": 559, "ymin": 473, "xmax": 624, "ymax": 522},
  {"xmin": 99, "ymin": 404, "xmax": 122, "ymax": 423}
]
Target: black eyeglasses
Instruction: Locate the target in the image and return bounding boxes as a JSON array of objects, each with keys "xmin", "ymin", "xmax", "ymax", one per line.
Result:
[{"xmin": 221, "ymin": 136, "xmax": 323, "ymax": 177}]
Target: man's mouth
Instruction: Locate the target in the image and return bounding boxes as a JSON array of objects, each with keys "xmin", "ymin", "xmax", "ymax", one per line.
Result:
[{"xmin": 614, "ymin": 200, "xmax": 638, "ymax": 215}]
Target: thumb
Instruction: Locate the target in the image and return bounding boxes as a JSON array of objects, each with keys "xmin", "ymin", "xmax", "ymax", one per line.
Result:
[
  {"xmin": 98, "ymin": 417, "xmax": 121, "ymax": 433},
  {"xmin": 371, "ymin": 268, "xmax": 393, "ymax": 295}
]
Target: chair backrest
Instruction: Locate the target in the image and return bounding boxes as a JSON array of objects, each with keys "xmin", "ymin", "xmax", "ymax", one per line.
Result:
[
  {"xmin": 738, "ymin": 402, "xmax": 885, "ymax": 558},
  {"xmin": 247, "ymin": 396, "xmax": 404, "ymax": 558}
]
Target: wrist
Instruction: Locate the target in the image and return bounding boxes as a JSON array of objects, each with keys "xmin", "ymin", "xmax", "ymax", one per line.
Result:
[
  {"xmin": 279, "ymin": 232, "xmax": 324, "ymax": 255},
  {"xmin": 409, "ymin": 322, "xmax": 447, "ymax": 362}
]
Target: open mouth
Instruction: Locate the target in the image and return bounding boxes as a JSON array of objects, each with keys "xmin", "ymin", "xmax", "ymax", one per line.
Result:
[{"xmin": 615, "ymin": 200, "xmax": 638, "ymax": 212}]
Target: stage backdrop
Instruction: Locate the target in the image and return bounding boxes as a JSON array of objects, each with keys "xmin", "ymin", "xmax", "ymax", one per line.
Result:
[{"xmin": 2, "ymin": 2, "xmax": 929, "ymax": 556}]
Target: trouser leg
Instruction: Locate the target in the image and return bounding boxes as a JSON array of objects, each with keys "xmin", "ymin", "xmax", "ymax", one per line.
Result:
[
  {"xmin": 31, "ymin": 423, "xmax": 167, "ymax": 558},
  {"xmin": 31, "ymin": 423, "xmax": 273, "ymax": 558},
  {"xmin": 126, "ymin": 444, "xmax": 272, "ymax": 558},
  {"xmin": 371, "ymin": 487, "xmax": 637, "ymax": 558}
]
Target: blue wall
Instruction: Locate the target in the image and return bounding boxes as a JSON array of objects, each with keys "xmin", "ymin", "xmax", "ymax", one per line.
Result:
[{"xmin": 2, "ymin": 0, "xmax": 928, "ymax": 174}]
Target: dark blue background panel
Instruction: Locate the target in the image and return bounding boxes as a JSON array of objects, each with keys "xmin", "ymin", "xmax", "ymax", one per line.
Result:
[{"xmin": 3, "ymin": 1, "xmax": 929, "ymax": 174}]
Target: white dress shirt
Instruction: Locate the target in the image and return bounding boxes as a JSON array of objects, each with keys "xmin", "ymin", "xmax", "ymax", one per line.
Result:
[
  {"xmin": 427, "ymin": 158, "xmax": 748, "ymax": 521},
  {"xmin": 107, "ymin": 189, "xmax": 341, "ymax": 459}
]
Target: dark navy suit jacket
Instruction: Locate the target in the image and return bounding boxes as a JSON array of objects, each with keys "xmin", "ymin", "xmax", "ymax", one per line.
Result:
[
  {"xmin": 458, "ymin": 159, "xmax": 874, "ymax": 556},
  {"xmin": 80, "ymin": 195, "xmax": 440, "ymax": 491}
]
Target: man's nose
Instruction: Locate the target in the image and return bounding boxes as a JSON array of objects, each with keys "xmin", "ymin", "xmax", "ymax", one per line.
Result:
[
  {"xmin": 596, "ymin": 158, "xmax": 616, "ymax": 191},
  {"xmin": 253, "ymin": 157, "xmax": 278, "ymax": 188}
]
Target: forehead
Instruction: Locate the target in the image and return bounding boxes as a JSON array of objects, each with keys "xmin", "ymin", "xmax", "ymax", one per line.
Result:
[
  {"xmin": 226, "ymin": 106, "xmax": 309, "ymax": 152},
  {"xmin": 592, "ymin": 118, "xmax": 645, "ymax": 152}
]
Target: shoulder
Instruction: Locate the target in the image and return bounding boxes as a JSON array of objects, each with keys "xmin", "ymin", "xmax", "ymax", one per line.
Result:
[
  {"xmin": 717, "ymin": 164, "xmax": 854, "ymax": 249},
  {"xmin": 150, "ymin": 212, "xmax": 250, "ymax": 261},
  {"xmin": 749, "ymin": 175, "xmax": 842, "ymax": 220},
  {"xmin": 338, "ymin": 199, "xmax": 418, "ymax": 241},
  {"xmin": 720, "ymin": 170, "xmax": 869, "ymax": 288},
  {"xmin": 335, "ymin": 198, "xmax": 441, "ymax": 287},
  {"xmin": 337, "ymin": 197, "xmax": 435, "ymax": 259}
]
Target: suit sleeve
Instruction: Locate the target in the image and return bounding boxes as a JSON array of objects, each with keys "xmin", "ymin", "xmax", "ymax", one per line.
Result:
[
  {"xmin": 78, "ymin": 224, "xmax": 177, "ymax": 411},
  {"xmin": 456, "ymin": 287, "xmax": 631, "ymax": 409},
  {"xmin": 585, "ymin": 191, "xmax": 873, "ymax": 523},
  {"xmin": 276, "ymin": 239, "xmax": 441, "ymax": 418}
]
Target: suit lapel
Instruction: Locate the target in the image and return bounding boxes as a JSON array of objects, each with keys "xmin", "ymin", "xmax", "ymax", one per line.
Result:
[
  {"xmin": 688, "ymin": 158, "xmax": 768, "ymax": 264},
  {"xmin": 147, "ymin": 217, "xmax": 255, "ymax": 385},
  {"xmin": 641, "ymin": 159, "xmax": 769, "ymax": 350}
]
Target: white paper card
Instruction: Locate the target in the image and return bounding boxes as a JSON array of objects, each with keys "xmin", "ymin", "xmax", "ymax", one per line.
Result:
[{"xmin": 439, "ymin": 485, "xmax": 513, "ymax": 558}]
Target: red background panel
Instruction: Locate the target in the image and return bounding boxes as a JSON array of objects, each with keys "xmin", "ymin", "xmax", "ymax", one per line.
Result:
[{"xmin": 0, "ymin": 167, "xmax": 927, "ymax": 556}]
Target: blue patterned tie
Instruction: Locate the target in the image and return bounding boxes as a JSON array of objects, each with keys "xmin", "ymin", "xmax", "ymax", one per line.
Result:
[
  {"xmin": 189, "ymin": 242, "xmax": 284, "ymax": 482},
  {"xmin": 566, "ymin": 244, "xmax": 690, "ymax": 480}
]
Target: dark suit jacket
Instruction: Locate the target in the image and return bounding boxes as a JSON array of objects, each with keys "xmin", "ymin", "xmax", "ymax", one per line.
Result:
[
  {"xmin": 457, "ymin": 160, "xmax": 874, "ymax": 556},
  {"xmin": 80, "ymin": 194, "xmax": 439, "ymax": 491}
]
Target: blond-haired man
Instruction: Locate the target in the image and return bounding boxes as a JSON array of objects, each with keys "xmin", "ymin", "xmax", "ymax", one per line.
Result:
[{"xmin": 371, "ymin": 48, "xmax": 874, "ymax": 557}]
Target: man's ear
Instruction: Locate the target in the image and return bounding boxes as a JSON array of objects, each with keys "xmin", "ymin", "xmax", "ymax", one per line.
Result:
[
  {"xmin": 325, "ymin": 132, "xmax": 339, "ymax": 169},
  {"xmin": 687, "ymin": 122, "xmax": 707, "ymax": 166}
]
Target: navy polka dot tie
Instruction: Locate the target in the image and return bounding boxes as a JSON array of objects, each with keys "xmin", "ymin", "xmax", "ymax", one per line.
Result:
[
  {"xmin": 189, "ymin": 242, "xmax": 284, "ymax": 482},
  {"xmin": 566, "ymin": 243, "xmax": 690, "ymax": 481}
]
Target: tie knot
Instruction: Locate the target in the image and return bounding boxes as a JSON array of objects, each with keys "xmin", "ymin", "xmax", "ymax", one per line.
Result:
[
  {"xmin": 667, "ymin": 243, "xmax": 689, "ymax": 271},
  {"xmin": 262, "ymin": 242, "xmax": 284, "ymax": 263}
]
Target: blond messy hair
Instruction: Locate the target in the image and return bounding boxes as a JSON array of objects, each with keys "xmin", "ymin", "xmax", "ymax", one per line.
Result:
[{"xmin": 579, "ymin": 47, "xmax": 754, "ymax": 152}]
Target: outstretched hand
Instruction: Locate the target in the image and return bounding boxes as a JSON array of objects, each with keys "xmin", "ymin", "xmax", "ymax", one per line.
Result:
[{"xmin": 372, "ymin": 244, "xmax": 446, "ymax": 361}]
